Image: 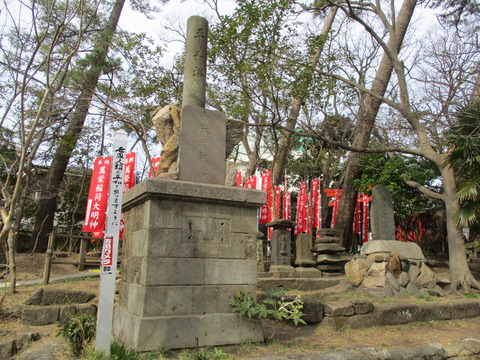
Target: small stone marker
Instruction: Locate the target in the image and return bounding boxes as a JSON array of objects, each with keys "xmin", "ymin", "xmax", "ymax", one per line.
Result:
[
  {"xmin": 178, "ymin": 105, "xmax": 227, "ymax": 184},
  {"xmin": 370, "ymin": 184, "xmax": 395, "ymax": 240}
]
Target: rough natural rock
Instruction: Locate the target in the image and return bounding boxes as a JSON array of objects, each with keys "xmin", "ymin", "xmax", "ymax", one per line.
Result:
[
  {"xmin": 415, "ymin": 263, "xmax": 438, "ymax": 289},
  {"xmin": 345, "ymin": 258, "xmax": 370, "ymax": 287},
  {"xmin": 367, "ymin": 253, "xmax": 390, "ymax": 263},
  {"xmin": 388, "ymin": 251, "xmax": 402, "ymax": 278},
  {"xmin": 362, "ymin": 261, "xmax": 388, "ymax": 289},
  {"xmin": 398, "ymin": 271, "xmax": 410, "ymax": 287}
]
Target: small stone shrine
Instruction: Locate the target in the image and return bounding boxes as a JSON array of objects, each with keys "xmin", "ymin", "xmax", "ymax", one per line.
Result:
[
  {"xmin": 113, "ymin": 16, "xmax": 264, "ymax": 351},
  {"xmin": 345, "ymin": 185, "xmax": 446, "ymax": 297},
  {"xmin": 267, "ymin": 219, "xmax": 296, "ymax": 278}
]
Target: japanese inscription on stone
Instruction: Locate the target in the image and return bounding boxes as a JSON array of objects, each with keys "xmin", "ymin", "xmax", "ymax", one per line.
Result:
[
  {"xmin": 178, "ymin": 105, "xmax": 227, "ymax": 184},
  {"xmin": 370, "ymin": 184, "xmax": 396, "ymax": 240}
]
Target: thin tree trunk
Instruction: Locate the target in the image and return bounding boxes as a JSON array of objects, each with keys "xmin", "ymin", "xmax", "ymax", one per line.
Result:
[
  {"xmin": 335, "ymin": 0, "xmax": 417, "ymax": 249},
  {"xmin": 31, "ymin": 0, "xmax": 126, "ymax": 252},
  {"xmin": 441, "ymin": 164, "xmax": 480, "ymax": 291},
  {"xmin": 272, "ymin": 6, "xmax": 338, "ymax": 185}
]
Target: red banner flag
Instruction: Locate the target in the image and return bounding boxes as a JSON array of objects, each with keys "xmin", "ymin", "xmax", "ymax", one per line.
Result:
[
  {"xmin": 362, "ymin": 193, "xmax": 369, "ymax": 242},
  {"xmin": 294, "ymin": 182, "xmax": 307, "ymax": 235},
  {"xmin": 311, "ymin": 179, "xmax": 321, "ymax": 233},
  {"xmin": 119, "ymin": 152, "xmax": 136, "ymax": 240},
  {"xmin": 244, "ymin": 176, "xmax": 257, "ymax": 189},
  {"xmin": 330, "ymin": 189, "xmax": 341, "ymax": 228},
  {"xmin": 123, "ymin": 152, "xmax": 136, "ymax": 192},
  {"xmin": 353, "ymin": 193, "xmax": 361, "ymax": 234},
  {"xmin": 235, "ymin": 172, "xmax": 243, "ymax": 187},
  {"xmin": 283, "ymin": 192, "xmax": 291, "ymax": 220},
  {"xmin": 259, "ymin": 171, "xmax": 272, "ymax": 224},
  {"xmin": 148, "ymin": 156, "xmax": 161, "ymax": 177},
  {"xmin": 83, "ymin": 157, "xmax": 112, "ymax": 233}
]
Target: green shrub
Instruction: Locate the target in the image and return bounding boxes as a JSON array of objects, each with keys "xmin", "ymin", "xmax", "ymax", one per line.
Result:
[{"xmin": 58, "ymin": 314, "xmax": 96, "ymax": 355}]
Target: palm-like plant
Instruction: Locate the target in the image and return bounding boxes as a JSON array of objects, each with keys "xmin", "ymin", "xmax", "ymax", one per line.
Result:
[{"xmin": 446, "ymin": 102, "xmax": 480, "ymax": 226}]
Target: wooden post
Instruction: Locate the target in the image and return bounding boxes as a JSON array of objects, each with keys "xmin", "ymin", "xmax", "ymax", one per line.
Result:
[
  {"xmin": 78, "ymin": 239, "xmax": 88, "ymax": 271},
  {"xmin": 43, "ymin": 232, "xmax": 55, "ymax": 285}
]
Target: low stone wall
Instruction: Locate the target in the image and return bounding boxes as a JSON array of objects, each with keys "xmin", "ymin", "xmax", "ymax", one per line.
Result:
[{"xmin": 260, "ymin": 293, "xmax": 480, "ymax": 330}]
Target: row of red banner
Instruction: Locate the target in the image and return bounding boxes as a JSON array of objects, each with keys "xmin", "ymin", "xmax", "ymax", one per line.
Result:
[{"xmin": 83, "ymin": 155, "xmax": 372, "ymax": 242}]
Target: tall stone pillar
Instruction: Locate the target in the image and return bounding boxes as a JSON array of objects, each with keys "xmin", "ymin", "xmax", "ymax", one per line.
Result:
[
  {"xmin": 113, "ymin": 179, "xmax": 265, "ymax": 351},
  {"xmin": 182, "ymin": 16, "xmax": 208, "ymax": 108}
]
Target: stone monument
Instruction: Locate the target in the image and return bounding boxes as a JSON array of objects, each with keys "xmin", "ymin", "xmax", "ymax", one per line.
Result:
[
  {"xmin": 113, "ymin": 16, "xmax": 264, "ymax": 351},
  {"xmin": 361, "ymin": 185, "xmax": 424, "ymax": 261},
  {"xmin": 370, "ymin": 184, "xmax": 395, "ymax": 240}
]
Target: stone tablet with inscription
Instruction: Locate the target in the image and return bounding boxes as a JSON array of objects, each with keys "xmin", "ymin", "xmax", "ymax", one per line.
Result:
[
  {"xmin": 177, "ymin": 104, "xmax": 226, "ymax": 184},
  {"xmin": 370, "ymin": 184, "xmax": 396, "ymax": 240}
]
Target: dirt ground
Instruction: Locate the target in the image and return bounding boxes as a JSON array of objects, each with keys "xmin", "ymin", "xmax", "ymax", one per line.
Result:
[{"xmin": 1, "ymin": 253, "xmax": 480, "ymax": 359}]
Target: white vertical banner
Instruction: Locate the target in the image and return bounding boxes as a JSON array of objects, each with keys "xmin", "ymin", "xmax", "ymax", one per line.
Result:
[{"xmin": 95, "ymin": 130, "xmax": 128, "ymax": 354}]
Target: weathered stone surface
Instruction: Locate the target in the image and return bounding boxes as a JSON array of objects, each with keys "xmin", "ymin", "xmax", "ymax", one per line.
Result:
[
  {"xmin": 408, "ymin": 265, "xmax": 420, "ymax": 282},
  {"xmin": 374, "ymin": 303, "xmax": 419, "ymax": 325},
  {"xmin": 315, "ymin": 236, "xmax": 340, "ymax": 244},
  {"xmin": 317, "ymin": 264, "xmax": 344, "ymax": 272},
  {"xmin": 367, "ymin": 253, "xmax": 390, "ymax": 262},
  {"xmin": 327, "ymin": 314, "xmax": 377, "ymax": 330},
  {"xmin": 406, "ymin": 281, "xmax": 420, "ymax": 295},
  {"xmin": 294, "ymin": 233, "xmax": 316, "ymax": 267},
  {"xmin": 450, "ymin": 300, "xmax": 480, "ymax": 319},
  {"xmin": 324, "ymin": 302, "xmax": 355, "ymax": 317},
  {"xmin": 311, "ymin": 243, "xmax": 345, "ymax": 253},
  {"xmin": 42, "ymin": 289, "xmax": 95, "ymax": 305},
  {"xmin": 386, "ymin": 344, "xmax": 445, "ymax": 360},
  {"xmin": 316, "ymin": 254, "xmax": 344, "ymax": 264},
  {"xmin": 178, "ymin": 105, "xmax": 227, "ymax": 185},
  {"xmin": 386, "ymin": 271, "xmax": 400, "ymax": 291},
  {"xmin": 300, "ymin": 298, "xmax": 324, "ymax": 323},
  {"xmin": 370, "ymin": 184, "xmax": 396, "ymax": 240},
  {"xmin": 182, "ymin": 16, "xmax": 208, "ymax": 108},
  {"xmin": 389, "ymin": 252, "xmax": 402, "ymax": 278},
  {"xmin": 269, "ymin": 219, "xmax": 295, "ymax": 268},
  {"xmin": 416, "ymin": 303, "xmax": 452, "ymax": 321},
  {"xmin": 350, "ymin": 299, "xmax": 374, "ymax": 315},
  {"xmin": 345, "ymin": 258, "xmax": 370, "ymax": 287},
  {"xmin": 22, "ymin": 307, "xmax": 59, "ymax": 326},
  {"xmin": 362, "ymin": 261, "xmax": 387, "ymax": 289},
  {"xmin": 361, "ymin": 240, "xmax": 425, "ymax": 260},
  {"xmin": 398, "ymin": 271, "xmax": 410, "ymax": 287},
  {"xmin": 414, "ymin": 263, "xmax": 438, "ymax": 289}
]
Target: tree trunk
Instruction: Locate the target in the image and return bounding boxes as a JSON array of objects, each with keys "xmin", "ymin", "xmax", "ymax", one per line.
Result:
[
  {"xmin": 272, "ymin": 6, "xmax": 338, "ymax": 185},
  {"xmin": 440, "ymin": 164, "xmax": 480, "ymax": 291},
  {"xmin": 30, "ymin": 0, "xmax": 126, "ymax": 252},
  {"xmin": 335, "ymin": 0, "xmax": 417, "ymax": 249}
]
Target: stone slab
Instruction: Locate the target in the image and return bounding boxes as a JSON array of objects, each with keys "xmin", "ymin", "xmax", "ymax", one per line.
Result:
[
  {"xmin": 178, "ymin": 105, "xmax": 226, "ymax": 185},
  {"xmin": 123, "ymin": 178, "xmax": 266, "ymax": 211},
  {"xmin": 370, "ymin": 184, "xmax": 395, "ymax": 240},
  {"xmin": 113, "ymin": 308, "xmax": 263, "ymax": 351},
  {"xmin": 361, "ymin": 240, "xmax": 425, "ymax": 260}
]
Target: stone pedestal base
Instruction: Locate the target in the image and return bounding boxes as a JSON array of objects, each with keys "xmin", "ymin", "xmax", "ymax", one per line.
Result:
[
  {"xmin": 294, "ymin": 267, "xmax": 322, "ymax": 278},
  {"xmin": 113, "ymin": 179, "xmax": 265, "ymax": 351},
  {"xmin": 269, "ymin": 265, "xmax": 296, "ymax": 278}
]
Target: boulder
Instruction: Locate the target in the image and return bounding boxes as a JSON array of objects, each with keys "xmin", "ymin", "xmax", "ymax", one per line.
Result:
[
  {"xmin": 361, "ymin": 240, "xmax": 425, "ymax": 260},
  {"xmin": 367, "ymin": 253, "xmax": 390, "ymax": 262},
  {"xmin": 345, "ymin": 258, "xmax": 371, "ymax": 287},
  {"xmin": 389, "ymin": 251, "xmax": 402, "ymax": 278},
  {"xmin": 415, "ymin": 263, "xmax": 438, "ymax": 289},
  {"xmin": 362, "ymin": 261, "xmax": 388, "ymax": 289},
  {"xmin": 398, "ymin": 271, "xmax": 410, "ymax": 287}
]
